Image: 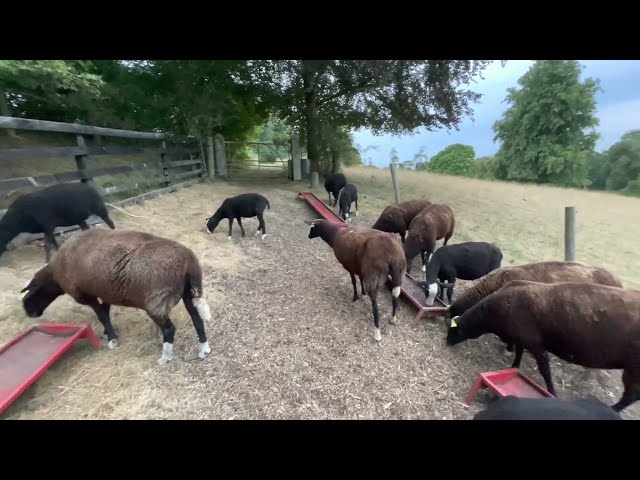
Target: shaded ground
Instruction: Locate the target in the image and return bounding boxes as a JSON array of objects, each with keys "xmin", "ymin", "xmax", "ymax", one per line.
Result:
[{"xmin": 0, "ymin": 178, "xmax": 637, "ymax": 419}]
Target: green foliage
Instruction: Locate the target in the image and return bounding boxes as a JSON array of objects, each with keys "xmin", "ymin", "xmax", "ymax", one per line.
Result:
[
  {"xmin": 246, "ymin": 60, "xmax": 496, "ymax": 172},
  {"xmin": 492, "ymin": 60, "xmax": 601, "ymax": 187},
  {"xmin": 250, "ymin": 116, "xmax": 292, "ymax": 163},
  {"xmin": 426, "ymin": 144, "xmax": 476, "ymax": 176},
  {"xmin": 603, "ymin": 130, "xmax": 640, "ymax": 192},
  {"xmin": 474, "ymin": 156, "xmax": 495, "ymax": 179}
]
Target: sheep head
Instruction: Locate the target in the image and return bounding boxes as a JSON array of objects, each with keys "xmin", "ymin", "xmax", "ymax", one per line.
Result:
[
  {"xmin": 20, "ymin": 267, "xmax": 63, "ymax": 318},
  {"xmin": 303, "ymin": 218, "xmax": 325, "ymax": 239}
]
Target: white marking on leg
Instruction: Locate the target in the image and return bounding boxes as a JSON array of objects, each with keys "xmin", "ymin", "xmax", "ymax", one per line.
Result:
[
  {"xmin": 193, "ymin": 296, "xmax": 212, "ymax": 322},
  {"xmin": 261, "ymin": 234, "xmax": 267, "ymax": 240},
  {"xmin": 421, "ymin": 264, "xmax": 427, "ymax": 272},
  {"xmin": 255, "ymin": 229, "xmax": 260, "ymax": 236},
  {"xmin": 503, "ymin": 349, "xmax": 514, "ymax": 358},
  {"xmin": 426, "ymin": 283, "xmax": 438, "ymax": 306},
  {"xmin": 107, "ymin": 339, "xmax": 119, "ymax": 350},
  {"xmin": 392, "ymin": 286, "xmax": 401, "ymax": 298},
  {"xmin": 227, "ymin": 236, "xmax": 232, "ymax": 240},
  {"xmin": 97, "ymin": 297, "xmax": 103, "ymax": 305},
  {"xmin": 355, "ymin": 210, "xmax": 359, "ymax": 216},
  {"xmin": 198, "ymin": 341, "xmax": 212, "ymax": 359},
  {"xmin": 373, "ymin": 328, "xmax": 382, "ymax": 342},
  {"xmin": 158, "ymin": 342, "xmax": 173, "ymax": 365},
  {"xmin": 390, "ymin": 315, "xmax": 397, "ymax": 325}
]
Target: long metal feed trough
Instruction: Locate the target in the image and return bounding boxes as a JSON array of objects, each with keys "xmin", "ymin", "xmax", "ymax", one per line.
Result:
[{"xmin": 297, "ymin": 191, "xmax": 448, "ymax": 324}]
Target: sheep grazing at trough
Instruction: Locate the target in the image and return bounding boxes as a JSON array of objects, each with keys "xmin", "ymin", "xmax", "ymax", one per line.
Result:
[
  {"xmin": 416, "ymin": 241, "xmax": 503, "ymax": 306},
  {"xmin": 443, "ymin": 260, "xmax": 624, "ymax": 354},
  {"xmin": 472, "ymin": 395, "xmax": 623, "ymax": 420},
  {"xmin": 336, "ymin": 183, "xmax": 358, "ymax": 222},
  {"xmin": 444, "ymin": 280, "xmax": 640, "ymax": 412},
  {"xmin": 0, "ymin": 182, "xmax": 116, "ymax": 262},
  {"xmin": 371, "ymin": 198, "xmax": 432, "ymax": 243},
  {"xmin": 304, "ymin": 218, "xmax": 406, "ymax": 343},
  {"xmin": 19, "ymin": 228, "xmax": 213, "ymax": 366},
  {"xmin": 205, "ymin": 193, "xmax": 270, "ymax": 240},
  {"xmin": 402, "ymin": 203, "xmax": 455, "ymax": 274},
  {"xmin": 324, "ymin": 172, "xmax": 347, "ymax": 207}
]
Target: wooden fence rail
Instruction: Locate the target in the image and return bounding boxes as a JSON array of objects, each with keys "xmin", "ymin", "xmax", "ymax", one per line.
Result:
[{"xmin": 0, "ymin": 116, "xmax": 210, "ymax": 240}]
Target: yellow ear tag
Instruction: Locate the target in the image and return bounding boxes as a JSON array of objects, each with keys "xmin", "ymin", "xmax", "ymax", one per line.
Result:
[
  {"xmin": 450, "ymin": 318, "xmax": 458, "ymax": 328},
  {"xmin": 20, "ymin": 290, "xmax": 28, "ymax": 299}
]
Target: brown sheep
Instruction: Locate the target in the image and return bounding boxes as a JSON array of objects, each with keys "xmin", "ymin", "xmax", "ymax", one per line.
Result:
[
  {"xmin": 402, "ymin": 203, "xmax": 455, "ymax": 274},
  {"xmin": 20, "ymin": 228, "xmax": 213, "ymax": 366},
  {"xmin": 371, "ymin": 198, "xmax": 433, "ymax": 243},
  {"xmin": 444, "ymin": 260, "xmax": 624, "ymax": 355},
  {"xmin": 445, "ymin": 280, "xmax": 640, "ymax": 412},
  {"xmin": 305, "ymin": 218, "xmax": 407, "ymax": 343}
]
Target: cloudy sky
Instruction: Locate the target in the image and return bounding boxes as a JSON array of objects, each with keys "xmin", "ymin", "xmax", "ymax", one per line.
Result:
[{"xmin": 352, "ymin": 60, "xmax": 640, "ymax": 167}]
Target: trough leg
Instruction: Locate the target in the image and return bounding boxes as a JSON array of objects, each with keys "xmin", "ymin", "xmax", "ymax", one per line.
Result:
[
  {"xmin": 532, "ymin": 351, "xmax": 556, "ymax": 396},
  {"xmin": 349, "ymin": 273, "xmax": 359, "ymax": 302},
  {"xmin": 611, "ymin": 369, "xmax": 640, "ymax": 412},
  {"xmin": 183, "ymin": 294, "xmax": 212, "ymax": 361},
  {"xmin": 152, "ymin": 315, "xmax": 177, "ymax": 365}
]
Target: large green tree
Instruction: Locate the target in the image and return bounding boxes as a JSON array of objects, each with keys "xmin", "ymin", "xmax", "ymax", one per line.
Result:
[
  {"xmin": 245, "ymin": 60, "xmax": 496, "ymax": 174},
  {"xmin": 492, "ymin": 60, "xmax": 601, "ymax": 187},
  {"xmin": 427, "ymin": 143, "xmax": 476, "ymax": 176}
]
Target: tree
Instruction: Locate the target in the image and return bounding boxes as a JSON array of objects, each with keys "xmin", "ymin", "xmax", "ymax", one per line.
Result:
[
  {"xmin": 602, "ymin": 130, "xmax": 640, "ymax": 192},
  {"xmin": 492, "ymin": 60, "xmax": 601, "ymax": 187},
  {"xmin": 0, "ymin": 60, "xmax": 105, "ymax": 136},
  {"xmin": 246, "ymin": 60, "xmax": 496, "ymax": 174},
  {"xmin": 474, "ymin": 155, "xmax": 495, "ymax": 179},
  {"xmin": 427, "ymin": 144, "xmax": 476, "ymax": 176}
]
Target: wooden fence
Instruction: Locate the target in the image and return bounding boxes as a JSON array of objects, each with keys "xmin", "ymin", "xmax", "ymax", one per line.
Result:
[{"xmin": 0, "ymin": 116, "xmax": 209, "ymax": 242}]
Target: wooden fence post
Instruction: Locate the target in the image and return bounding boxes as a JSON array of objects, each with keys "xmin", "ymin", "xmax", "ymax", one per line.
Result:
[
  {"xmin": 389, "ymin": 160, "xmax": 400, "ymax": 204},
  {"xmin": 75, "ymin": 134, "xmax": 92, "ymax": 183},
  {"xmin": 564, "ymin": 206, "xmax": 576, "ymax": 261},
  {"xmin": 206, "ymin": 135, "xmax": 215, "ymax": 178}
]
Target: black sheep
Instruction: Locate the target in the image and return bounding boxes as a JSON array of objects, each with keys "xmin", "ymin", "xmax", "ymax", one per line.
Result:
[
  {"xmin": 205, "ymin": 193, "xmax": 270, "ymax": 240},
  {"xmin": 324, "ymin": 173, "xmax": 347, "ymax": 207},
  {"xmin": 337, "ymin": 183, "xmax": 358, "ymax": 222},
  {"xmin": 0, "ymin": 182, "xmax": 115, "ymax": 262},
  {"xmin": 416, "ymin": 241, "xmax": 503, "ymax": 305},
  {"xmin": 472, "ymin": 395, "xmax": 622, "ymax": 420}
]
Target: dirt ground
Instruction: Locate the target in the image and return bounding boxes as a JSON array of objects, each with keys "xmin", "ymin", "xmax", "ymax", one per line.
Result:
[{"xmin": 0, "ymin": 179, "xmax": 638, "ymax": 419}]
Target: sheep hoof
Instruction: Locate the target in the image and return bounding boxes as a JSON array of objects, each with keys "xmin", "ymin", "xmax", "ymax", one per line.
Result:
[
  {"xmin": 355, "ymin": 211, "xmax": 359, "ymax": 217},
  {"xmin": 261, "ymin": 234, "xmax": 267, "ymax": 241},
  {"xmin": 198, "ymin": 341, "xmax": 212, "ymax": 359},
  {"xmin": 227, "ymin": 236, "xmax": 232, "ymax": 240},
  {"xmin": 107, "ymin": 339, "xmax": 119, "ymax": 350},
  {"xmin": 254, "ymin": 230, "xmax": 261, "ymax": 237},
  {"xmin": 373, "ymin": 328, "xmax": 382, "ymax": 343},
  {"xmin": 390, "ymin": 316, "xmax": 397, "ymax": 325},
  {"xmin": 157, "ymin": 356, "xmax": 172, "ymax": 366}
]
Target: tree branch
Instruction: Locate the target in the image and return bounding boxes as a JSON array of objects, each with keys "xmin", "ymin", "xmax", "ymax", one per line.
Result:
[{"xmin": 317, "ymin": 79, "xmax": 374, "ymax": 107}]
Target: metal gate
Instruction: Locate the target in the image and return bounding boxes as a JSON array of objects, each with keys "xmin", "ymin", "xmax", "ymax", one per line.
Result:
[{"xmin": 224, "ymin": 141, "xmax": 290, "ymax": 180}]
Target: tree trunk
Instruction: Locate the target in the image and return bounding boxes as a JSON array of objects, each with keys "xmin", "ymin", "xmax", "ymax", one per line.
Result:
[
  {"xmin": 331, "ymin": 151, "xmax": 339, "ymax": 173},
  {"xmin": 302, "ymin": 62, "xmax": 321, "ymax": 175},
  {"xmin": 0, "ymin": 89, "xmax": 17, "ymax": 138}
]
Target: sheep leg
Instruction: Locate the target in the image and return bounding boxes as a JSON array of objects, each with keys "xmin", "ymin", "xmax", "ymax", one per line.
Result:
[
  {"xmin": 350, "ymin": 273, "xmax": 359, "ymax": 302},
  {"xmin": 611, "ymin": 369, "xmax": 640, "ymax": 412},
  {"xmin": 81, "ymin": 296, "xmax": 118, "ymax": 349},
  {"xmin": 359, "ymin": 276, "xmax": 366, "ymax": 296},
  {"xmin": 43, "ymin": 229, "xmax": 58, "ymax": 262},
  {"xmin": 354, "ymin": 198, "xmax": 358, "ymax": 216},
  {"xmin": 370, "ymin": 291, "xmax": 382, "ymax": 343},
  {"xmin": 420, "ymin": 251, "xmax": 427, "ymax": 273},
  {"xmin": 152, "ymin": 315, "xmax": 176, "ymax": 365},
  {"xmin": 443, "ymin": 232, "xmax": 452, "ymax": 246},
  {"xmin": 446, "ymin": 284, "xmax": 454, "ymax": 304},
  {"xmin": 532, "ymin": 351, "xmax": 556, "ymax": 396},
  {"xmin": 94, "ymin": 203, "xmax": 116, "ymax": 229},
  {"xmin": 237, "ymin": 217, "xmax": 246, "ymax": 237},
  {"xmin": 227, "ymin": 218, "xmax": 233, "ymax": 239},
  {"xmin": 256, "ymin": 211, "xmax": 266, "ymax": 240},
  {"xmin": 182, "ymin": 294, "xmax": 212, "ymax": 360},
  {"xmin": 79, "ymin": 220, "xmax": 90, "ymax": 231},
  {"xmin": 511, "ymin": 345, "xmax": 524, "ymax": 368}
]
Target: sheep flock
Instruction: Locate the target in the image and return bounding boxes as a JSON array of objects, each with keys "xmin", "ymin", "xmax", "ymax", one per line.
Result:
[{"xmin": 0, "ymin": 174, "xmax": 638, "ymax": 420}]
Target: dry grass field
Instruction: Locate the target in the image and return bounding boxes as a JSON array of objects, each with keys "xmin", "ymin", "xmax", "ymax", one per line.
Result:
[{"xmin": 0, "ymin": 165, "xmax": 638, "ymax": 420}]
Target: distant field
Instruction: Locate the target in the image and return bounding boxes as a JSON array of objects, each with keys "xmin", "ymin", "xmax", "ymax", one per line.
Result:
[{"xmin": 337, "ymin": 166, "xmax": 640, "ymax": 290}]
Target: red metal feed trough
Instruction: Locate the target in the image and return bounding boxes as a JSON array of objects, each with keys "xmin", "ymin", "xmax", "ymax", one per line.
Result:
[
  {"xmin": 464, "ymin": 368, "xmax": 554, "ymax": 405},
  {"xmin": 298, "ymin": 191, "xmax": 449, "ymax": 322},
  {"xmin": 0, "ymin": 322, "xmax": 101, "ymax": 415}
]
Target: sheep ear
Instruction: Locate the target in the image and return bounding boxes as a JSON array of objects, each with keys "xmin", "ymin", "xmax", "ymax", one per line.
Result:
[
  {"xmin": 303, "ymin": 219, "xmax": 313, "ymax": 225},
  {"xmin": 450, "ymin": 316, "xmax": 458, "ymax": 328}
]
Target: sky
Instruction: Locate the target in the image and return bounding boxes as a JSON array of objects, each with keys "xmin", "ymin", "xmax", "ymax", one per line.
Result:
[{"xmin": 352, "ymin": 60, "xmax": 640, "ymax": 167}]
